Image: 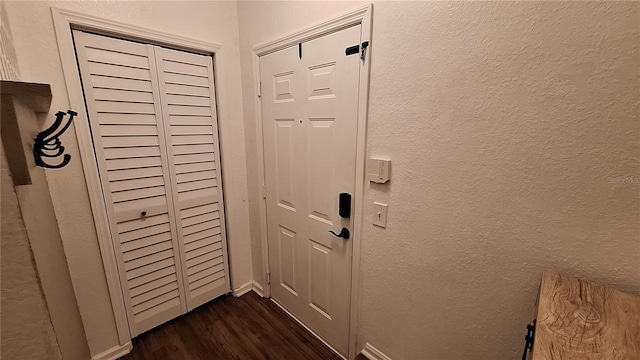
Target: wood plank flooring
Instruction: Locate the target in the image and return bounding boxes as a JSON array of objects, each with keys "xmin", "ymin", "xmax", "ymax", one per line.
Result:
[{"xmin": 120, "ymin": 291, "xmax": 364, "ymax": 360}]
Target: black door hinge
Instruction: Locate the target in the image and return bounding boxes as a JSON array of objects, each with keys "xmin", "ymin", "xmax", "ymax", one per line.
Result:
[
  {"xmin": 345, "ymin": 41, "xmax": 370, "ymax": 61},
  {"xmin": 521, "ymin": 320, "xmax": 536, "ymax": 360}
]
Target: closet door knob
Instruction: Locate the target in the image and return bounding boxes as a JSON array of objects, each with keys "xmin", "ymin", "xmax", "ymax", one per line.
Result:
[{"xmin": 141, "ymin": 211, "xmax": 148, "ymax": 217}]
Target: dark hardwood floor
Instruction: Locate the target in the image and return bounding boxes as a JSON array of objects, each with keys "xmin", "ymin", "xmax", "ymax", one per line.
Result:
[{"xmin": 120, "ymin": 291, "xmax": 366, "ymax": 360}]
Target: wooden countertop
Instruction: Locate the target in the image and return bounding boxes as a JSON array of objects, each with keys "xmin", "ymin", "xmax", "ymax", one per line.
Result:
[
  {"xmin": 533, "ymin": 272, "xmax": 640, "ymax": 360},
  {"xmin": 1, "ymin": 80, "xmax": 52, "ymax": 112},
  {"xmin": 1, "ymin": 80, "xmax": 53, "ymax": 185}
]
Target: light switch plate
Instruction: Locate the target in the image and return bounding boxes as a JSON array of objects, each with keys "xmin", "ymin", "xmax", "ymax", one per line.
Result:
[{"xmin": 373, "ymin": 202, "xmax": 388, "ymax": 228}]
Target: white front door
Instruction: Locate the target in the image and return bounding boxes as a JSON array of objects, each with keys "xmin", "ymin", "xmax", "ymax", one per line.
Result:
[{"xmin": 260, "ymin": 24, "xmax": 361, "ymax": 356}]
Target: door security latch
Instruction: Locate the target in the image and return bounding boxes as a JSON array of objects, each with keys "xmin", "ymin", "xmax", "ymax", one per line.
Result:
[{"xmin": 345, "ymin": 41, "xmax": 370, "ymax": 61}]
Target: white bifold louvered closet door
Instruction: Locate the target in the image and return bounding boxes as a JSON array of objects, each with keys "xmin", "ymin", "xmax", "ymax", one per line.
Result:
[{"xmin": 73, "ymin": 30, "xmax": 230, "ymax": 336}]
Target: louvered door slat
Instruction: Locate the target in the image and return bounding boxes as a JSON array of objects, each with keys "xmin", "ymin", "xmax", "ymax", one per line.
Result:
[
  {"xmin": 184, "ymin": 235, "xmax": 222, "ymax": 254},
  {"xmin": 163, "ymin": 72, "xmax": 210, "ymax": 87},
  {"xmin": 109, "ymin": 176, "xmax": 165, "ymax": 192},
  {"xmin": 186, "ymin": 242, "xmax": 223, "ymax": 260},
  {"xmin": 94, "ymin": 88, "xmax": 154, "ymax": 103},
  {"xmin": 129, "ymin": 267, "xmax": 176, "ymax": 290},
  {"xmin": 123, "ymin": 240, "xmax": 173, "ymax": 262},
  {"xmin": 98, "ymin": 113, "xmax": 158, "ymax": 125},
  {"xmin": 187, "ymin": 256, "xmax": 224, "ymax": 276},
  {"xmin": 118, "ymin": 213, "xmax": 170, "ymax": 233},
  {"xmin": 165, "ymin": 83, "xmax": 210, "ymax": 97},
  {"xmin": 108, "ymin": 166, "xmax": 164, "ymax": 182},
  {"xmin": 101, "ymin": 135, "xmax": 159, "ymax": 148},
  {"xmin": 73, "ymin": 30, "xmax": 188, "ymax": 337},
  {"xmin": 105, "ymin": 146, "xmax": 161, "ymax": 159},
  {"xmin": 121, "ymin": 232, "xmax": 173, "ymax": 253},
  {"xmin": 132, "ymin": 297, "xmax": 181, "ymax": 331},
  {"xmin": 100, "ymin": 124, "xmax": 158, "ymax": 136},
  {"xmin": 170, "ymin": 125, "xmax": 214, "ymax": 136},
  {"xmin": 131, "ymin": 282, "xmax": 179, "ymax": 307},
  {"xmin": 173, "ymin": 153, "xmax": 215, "ymax": 165},
  {"xmin": 106, "ymin": 157, "xmax": 163, "ymax": 171},
  {"xmin": 118, "ymin": 222, "xmax": 170, "ymax": 244},
  {"xmin": 186, "ymin": 249, "xmax": 224, "ymax": 271},
  {"xmin": 84, "ymin": 47, "xmax": 150, "ymax": 69},
  {"xmin": 124, "ymin": 249, "xmax": 175, "ymax": 272},
  {"xmin": 181, "ymin": 203, "xmax": 219, "ymax": 218},
  {"xmin": 88, "ymin": 62, "xmax": 151, "ymax": 81},
  {"xmin": 129, "ymin": 273, "xmax": 178, "ymax": 298},
  {"xmin": 183, "ymin": 219, "xmax": 220, "ymax": 237},
  {"xmin": 175, "ymin": 161, "xmax": 216, "ymax": 174},
  {"xmin": 132, "ymin": 289, "xmax": 180, "ymax": 315},
  {"xmin": 95, "ymin": 100, "xmax": 157, "ymax": 114},
  {"xmin": 166, "ymin": 94, "xmax": 212, "ymax": 107},
  {"xmin": 156, "ymin": 46, "xmax": 231, "ymax": 311},
  {"xmin": 182, "ymin": 211, "xmax": 220, "ymax": 228},
  {"xmin": 91, "ymin": 76, "xmax": 153, "ymax": 93},
  {"xmin": 183, "ymin": 227, "xmax": 222, "ymax": 245},
  {"xmin": 126, "ymin": 258, "xmax": 175, "ymax": 281},
  {"xmin": 168, "ymin": 115, "xmax": 213, "ymax": 126},
  {"xmin": 176, "ymin": 170, "xmax": 216, "ymax": 184},
  {"xmin": 111, "ymin": 185, "xmax": 166, "ymax": 203}
]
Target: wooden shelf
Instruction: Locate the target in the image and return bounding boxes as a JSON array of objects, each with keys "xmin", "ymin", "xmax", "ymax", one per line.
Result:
[
  {"xmin": 1, "ymin": 80, "xmax": 53, "ymax": 185},
  {"xmin": 533, "ymin": 272, "xmax": 640, "ymax": 359}
]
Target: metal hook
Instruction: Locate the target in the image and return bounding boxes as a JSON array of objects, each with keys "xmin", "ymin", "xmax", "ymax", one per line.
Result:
[{"xmin": 34, "ymin": 110, "xmax": 76, "ymax": 169}]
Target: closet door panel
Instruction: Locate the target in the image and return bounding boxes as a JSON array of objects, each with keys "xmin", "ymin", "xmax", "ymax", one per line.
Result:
[
  {"xmin": 155, "ymin": 46, "xmax": 231, "ymax": 310},
  {"xmin": 73, "ymin": 31, "xmax": 188, "ymax": 336}
]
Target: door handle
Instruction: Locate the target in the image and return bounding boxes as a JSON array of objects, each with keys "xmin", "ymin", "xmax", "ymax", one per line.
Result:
[{"xmin": 329, "ymin": 228, "xmax": 350, "ymax": 239}]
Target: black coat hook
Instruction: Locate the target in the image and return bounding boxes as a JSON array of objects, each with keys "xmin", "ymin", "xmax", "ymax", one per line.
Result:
[{"xmin": 34, "ymin": 110, "xmax": 76, "ymax": 169}]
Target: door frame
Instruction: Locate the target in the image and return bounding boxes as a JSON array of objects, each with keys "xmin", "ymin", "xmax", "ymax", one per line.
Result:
[
  {"xmin": 52, "ymin": 7, "xmax": 238, "ymax": 350},
  {"xmin": 251, "ymin": 5, "xmax": 373, "ymax": 359}
]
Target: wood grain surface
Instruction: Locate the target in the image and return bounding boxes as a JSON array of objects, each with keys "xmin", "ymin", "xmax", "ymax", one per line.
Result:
[
  {"xmin": 1, "ymin": 80, "xmax": 52, "ymax": 112},
  {"xmin": 533, "ymin": 272, "xmax": 640, "ymax": 360},
  {"xmin": 120, "ymin": 291, "xmax": 344, "ymax": 360}
]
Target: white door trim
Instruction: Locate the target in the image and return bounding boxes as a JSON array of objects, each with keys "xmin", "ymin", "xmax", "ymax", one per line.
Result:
[
  {"xmin": 52, "ymin": 7, "xmax": 234, "ymax": 347},
  {"xmin": 251, "ymin": 5, "xmax": 373, "ymax": 359}
]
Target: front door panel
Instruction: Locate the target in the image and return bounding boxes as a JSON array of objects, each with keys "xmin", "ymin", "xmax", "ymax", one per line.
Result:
[{"xmin": 261, "ymin": 24, "xmax": 361, "ymax": 356}]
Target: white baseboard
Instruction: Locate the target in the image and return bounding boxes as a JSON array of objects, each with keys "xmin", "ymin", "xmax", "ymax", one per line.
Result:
[
  {"xmin": 361, "ymin": 343, "xmax": 392, "ymax": 360},
  {"xmin": 233, "ymin": 280, "xmax": 253, "ymax": 297},
  {"xmin": 92, "ymin": 342, "xmax": 132, "ymax": 360},
  {"xmin": 252, "ymin": 280, "xmax": 264, "ymax": 297}
]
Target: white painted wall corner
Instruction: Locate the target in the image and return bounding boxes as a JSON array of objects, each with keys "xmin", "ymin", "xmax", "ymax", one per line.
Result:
[
  {"xmin": 252, "ymin": 280, "xmax": 264, "ymax": 297},
  {"xmin": 361, "ymin": 343, "xmax": 392, "ymax": 360},
  {"xmin": 91, "ymin": 342, "xmax": 132, "ymax": 360},
  {"xmin": 233, "ymin": 281, "xmax": 254, "ymax": 297}
]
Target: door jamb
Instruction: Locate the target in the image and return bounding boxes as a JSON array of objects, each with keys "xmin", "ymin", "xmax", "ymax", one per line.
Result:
[
  {"xmin": 251, "ymin": 5, "xmax": 373, "ymax": 359},
  {"xmin": 52, "ymin": 7, "xmax": 236, "ymax": 348}
]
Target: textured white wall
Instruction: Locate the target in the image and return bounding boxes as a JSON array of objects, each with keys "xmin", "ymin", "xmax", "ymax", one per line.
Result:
[
  {"xmin": 238, "ymin": 1, "xmax": 640, "ymax": 359},
  {"xmin": 1, "ymin": 143, "xmax": 62, "ymax": 360},
  {"xmin": 1, "ymin": 4, "xmax": 60, "ymax": 357},
  {"xmin": 0, "ymin": 1, "xmax": 19, "ymax": 80},
  {"xmin": 5, "ymin": 1, "xmax": 252, "ymax": 356}
]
